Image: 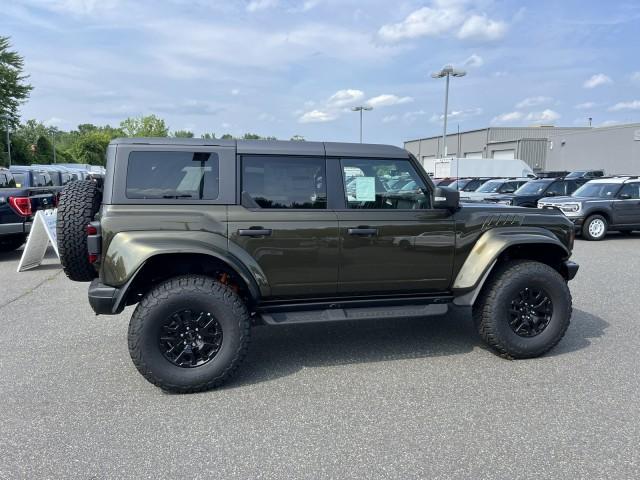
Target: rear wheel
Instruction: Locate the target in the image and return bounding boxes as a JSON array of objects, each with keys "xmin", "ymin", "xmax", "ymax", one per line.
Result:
[
  {"xmin": 473, "ymin": 260, "xmax": 572, "ymax": 359},
  {"xmin": 581, "ymin": 214, "xmax": 607, "ymax": 241},
  {"xmin": 128, "ymin": 275, "xmax": 251, "ymax": 393},
  {"xmin": 57, "ymin": 180, "xmax": 101, "ymax": 281}
]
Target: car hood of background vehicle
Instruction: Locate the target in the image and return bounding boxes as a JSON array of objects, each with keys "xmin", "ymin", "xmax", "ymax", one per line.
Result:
[
  {"xmin": 460, "ymin": 191, "xmax": 502, "ymax": 200},
  {"xmin": 538, "ymin": 196, "xmax": 578, "ymax": 204}
]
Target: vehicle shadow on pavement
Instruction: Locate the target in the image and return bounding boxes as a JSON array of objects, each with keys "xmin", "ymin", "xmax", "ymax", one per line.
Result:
[
  {"xmin": 0, "ymin": 247, "xmax": 58, "ymax": 264},
  {"xmin": 225, "ymin": 307, "xmax": 608, "ymax": 389},
  {"xmin": 226, "ymin": 308, "xmax": 479, "ymax": 389},
  {"xmin": 545, "ymin": 308, "xmax": 609, "ymax": 357}
]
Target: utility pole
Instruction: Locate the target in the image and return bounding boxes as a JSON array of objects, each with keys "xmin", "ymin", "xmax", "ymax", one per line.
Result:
[
  {"xmin": 431, "ymin": 65, "xmax": 466, "ymax": 157},
  {"xmin": 351, "ymin": 106, "xmax": 373, "ymax": 143},
  {"xmin": 51, "ymin": 130, "xmax": 57, "ymax": 164}
]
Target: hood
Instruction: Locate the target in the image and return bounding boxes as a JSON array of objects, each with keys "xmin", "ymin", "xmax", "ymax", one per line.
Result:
[
  {"xmin": 538, "ymin": 196, "xmax": 576, "ymax": 204},
  {"xmin": 460, "ymin": 191, "xmax": 503, "ymax": 201}
]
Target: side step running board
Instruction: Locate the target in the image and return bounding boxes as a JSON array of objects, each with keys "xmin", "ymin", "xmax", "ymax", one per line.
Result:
[{"xmin": 259, "ymin": 303, "xmax": 449, "ymax": 325}]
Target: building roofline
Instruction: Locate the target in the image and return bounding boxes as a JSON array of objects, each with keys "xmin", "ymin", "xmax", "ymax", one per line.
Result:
[{"xmin": 404, "ymin": 125, "xmax": 593, "ymax": 144}]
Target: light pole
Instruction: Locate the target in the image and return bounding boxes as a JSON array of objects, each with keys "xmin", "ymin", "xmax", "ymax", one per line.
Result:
[
  {"xmin": 1, "ymin": 115, "xmax": 10, "ymax": 167},
  {"xmin": 431, "ymin": 65, "xmax": 466, "ymax": 157},
  {"xmin": 51, "ymin": 130, "xmax": 57, "ymax": 164},
  {"xmin": 351, "ymin": 105, "xmax": 373, "ymax": 143}
]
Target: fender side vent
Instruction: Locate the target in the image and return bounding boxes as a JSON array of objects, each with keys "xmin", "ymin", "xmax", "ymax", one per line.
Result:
[{"xmin": 481, "ymin": 214, "xmax": 524, "ymax": 231}]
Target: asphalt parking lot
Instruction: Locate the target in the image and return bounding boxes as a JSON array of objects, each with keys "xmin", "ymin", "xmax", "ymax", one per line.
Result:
[{"xmin": 1, "ymin": 235, "xmax": 639, "ymax": 479}]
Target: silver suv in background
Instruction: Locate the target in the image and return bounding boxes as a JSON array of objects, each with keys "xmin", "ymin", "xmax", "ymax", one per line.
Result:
[{"xmin": 460, "ymin": 178, "xmax": 530, "ymax": 203}]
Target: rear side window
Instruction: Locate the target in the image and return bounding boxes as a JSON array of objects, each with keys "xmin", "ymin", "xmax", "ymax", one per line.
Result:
[
  {"xmin": 546, "ymin": 181, "xmax": 566, "ymax": 196},
  {"xmin": 12, "ymin": 173, "xmax": 25, "ymax": 187},
  {"xmin": 32, "ymin": 172, "xmax": 53, "ymax": 187},
  {"xmin": 0, "ymin": 173, "xmax": 16, "ymax": 188},
  {"xmin": 619, "ymin": 183, "xmax": 640, "ymax": 199},
  {"xmin": 242, "ymin": 156, "xmax": 326, "ymax": 209},
  {"xmin": 126, "ymin": 151, "xmax": 219, "ymax": 200}
]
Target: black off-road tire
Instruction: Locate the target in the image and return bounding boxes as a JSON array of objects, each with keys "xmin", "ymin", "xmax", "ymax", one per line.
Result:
[
  {"xmin": 128, "ymin": 275, "xmax": 251, "ymax": 393},
  {"xmin": 0, "ymin": 235, "xmax": 26, "ymax": 252},
  {"xmin": 581, "ymin": 214, "xmax": 608, "ymax": 241},
  {"xmin": 57, "ymin": 180, "xmax": 101, "ymax": 281},
  {"xmin": 473, "ymin": 260, "xmax": 572, "ymax": 359}
]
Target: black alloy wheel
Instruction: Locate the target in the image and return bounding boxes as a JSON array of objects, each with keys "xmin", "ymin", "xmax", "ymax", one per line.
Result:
[
  {"xmin": 508, "ymin": 287, "xmax": 553, "ymax": 338},
  {"xmin": 159, "ymin": 309, "xmax": 223, "ymax": 368}
]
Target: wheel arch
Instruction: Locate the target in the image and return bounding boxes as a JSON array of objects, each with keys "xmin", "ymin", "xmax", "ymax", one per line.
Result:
[
  {"xmin": 584, "ymin": 209, "xmax": 612, "ymax": 224},
  {"xmin": 452, "ymin": 227, "xmax": 570, "ymax": 306}
]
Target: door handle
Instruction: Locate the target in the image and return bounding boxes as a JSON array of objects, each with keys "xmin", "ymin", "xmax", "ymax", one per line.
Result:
[
  {"xmin": 348, "ymin": 227, "xmax": 378, "ymax": 236},
  {"xmin": 238, "ymin": 228, "xmax": 272, "ymax": 237}
]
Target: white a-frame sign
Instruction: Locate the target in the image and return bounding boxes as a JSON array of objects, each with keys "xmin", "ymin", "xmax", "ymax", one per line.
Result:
[{"xmin": 17, "ymin": 209, "xmax": 60, "ymax": 272}]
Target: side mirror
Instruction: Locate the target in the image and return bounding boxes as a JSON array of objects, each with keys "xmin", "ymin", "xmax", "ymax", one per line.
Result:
[
  {"xmin": 433, "ymin": 186, "xmax": 460, "ymax": 210},
  {"xmin": 546, "ymin": 191, "xmax": 557, "ymax": 197},
  {"xmin": 619, "ymin": 193, "xmax": 632, "ymax": 200},
  {"xmin": 502, "ymin": 188, "xmax": 515, "ymax": 193}
]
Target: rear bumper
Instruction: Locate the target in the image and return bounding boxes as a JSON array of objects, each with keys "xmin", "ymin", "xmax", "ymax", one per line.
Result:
[
  {"xmin": 564, "ymin": 260, "xmax": 579, "ymax": 281},
  {"xmin": 88, "ymin": 279, "xmax": 124, "ymax": 315},
  {"xmin": 0, "ymin": 222, "xmax": 28, "ymax": 237}
]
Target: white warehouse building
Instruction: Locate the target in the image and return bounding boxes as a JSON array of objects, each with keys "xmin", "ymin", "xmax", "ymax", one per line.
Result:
[{"xmin": 404, "ymin": 123, "xmax": 640, "ymax": 174}]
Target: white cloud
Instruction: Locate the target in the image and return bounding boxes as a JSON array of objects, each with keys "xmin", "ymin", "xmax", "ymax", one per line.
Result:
[
  {"xmin": 599, "ymin": 120, "xmax": 622, "ymax": 127},
  {"xmin": 430, "ymin": 107, "xmax": 483, "ymax": 123},
  {"xmin": 491, "ymin": 111, "xmax": 523, "ymax": 124},
  {"xmin": 298, "ymin": 109, "xmax": 337, "ymax": 123},
  {"xmin": 457, "ymin": 14, "xmax": 508, "ymax": 41},
  {"xmin": 365, "ymin": 94, "xmax": 413, "ymax": 108},
  {"xmin": 246, "ymin": 0, "xmax": 278, "ymax": 13},
  {"xmin": 403, "ymin": 110, "xmax": 428, "ymax": 123},
  {"xmin": 525, "ymin": 109, "xmax": 560, "ymax": 123},
  {"xmin": 378, "ymin": 2, "xmax": 507, "ymax": 42},
  {"xmin": 583, "ymin": 73, "xmax": 612, "ymax": 89},
  {"xmin": 631, "ymin": 72, "xmax": 640, "ymax": 84},
  {"xmin": 515, "ymin": 96, "xmax": 552, "ymax": 109},
  {"xmin": 575, "ymin": 102, "xmax": 596, "ymax": 110},
  {"xmin": 463, "ymin": 53, "xmax": 483, "ymax": 68},
  {"xmin": 609, "ymin": 100, "xmax": 640, "ymax": 111},
  {"xmin": 231, "ymin": 89, "xmax": 240, "ymax": 96},
  {"xmin": 327, "ymin": 89, "xmax": 365, "ymax": 108},
  {"xmin": 382, "ymin": 115, "xmax": 398, "ymax": 123},
  {"xmin": 43, "ymin": 117, "xmax": 64, "ymax": 127}
]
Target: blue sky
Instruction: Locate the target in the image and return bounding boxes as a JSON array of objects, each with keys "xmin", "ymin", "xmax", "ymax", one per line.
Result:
[{"xmin": 4, "ymin": 0, "xmax": 640, "ymax": 145}]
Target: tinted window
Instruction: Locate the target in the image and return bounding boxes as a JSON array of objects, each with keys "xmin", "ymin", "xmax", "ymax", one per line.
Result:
[
  {"xmin": 572, "ymin": 182, "xmax": 619, "ymax": 198},
  {"xmin": 0, "ymin": 173, "xmax": 16, "ymax": 188},
  {"xmin": 12, "ymin": 173, "xmax": 25, "ymax": 187},
  {"xmin": 126, "ymin": 151, "xmax": 219, "ymax": 200},
  {"xmin": 546, "ymin": 181, "xmax": 566, "ymax": 196},
  {"xmin": 48, "ymin": 172, "xmax": 63, "ymax": 186},
  {"xmin": 242, "ymin": 156, "xmax": 326, "ymax": 209},
  {"xmin": 341, "ymin": 158, "xmax": 430, "ymax": 210},
  {"xmin": 515, "ymin": 180, "xmax": 553, "ymax": 195},
  {"xmin": 619, "ymin": 183, "xmax": 640, "ymax": 199}
]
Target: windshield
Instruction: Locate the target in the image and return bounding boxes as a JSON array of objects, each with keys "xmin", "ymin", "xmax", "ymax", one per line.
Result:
[
  {"xmin": 514, "ymin": 180, "xmax": 552, "ymax": 195},
  {"xmin": 476, "ymin": 180, "xmax": 505, "ymax": 193},
  {"xmin": 572, "ymin": 182, "xmax": 620, "ymax": 198},
  {"xmin": 447, "ymin": 179, "xmax": 470, "ymax": 190}
]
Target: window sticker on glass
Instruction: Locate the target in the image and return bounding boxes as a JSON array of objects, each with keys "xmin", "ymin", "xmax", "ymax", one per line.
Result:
[{"xmin": 355, "ymin": 177, "xmax": 376, "ymax": 202}]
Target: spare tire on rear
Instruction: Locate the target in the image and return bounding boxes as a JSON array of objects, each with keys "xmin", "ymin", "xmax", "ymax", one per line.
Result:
[{"xmin": 57, "ymin": 180, "xmax": 102, "ymax": 282}]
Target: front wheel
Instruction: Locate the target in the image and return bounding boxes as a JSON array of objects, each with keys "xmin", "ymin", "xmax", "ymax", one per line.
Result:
[
  {"xmin": 128, "ymin": 275, "xmax": 251, "ymax": 393},
  {"xmin": 582, "ymin": 214, "xmax": 608, "ymax": 241},
  {"xmin": 473, "ymin": 260, "xmax": 572, "ymax": 359}
]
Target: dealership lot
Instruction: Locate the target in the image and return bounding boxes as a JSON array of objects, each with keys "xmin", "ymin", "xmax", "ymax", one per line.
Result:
[{"xmin": 1, "ymin": 236, "xmax": 639, "ymax": 479}]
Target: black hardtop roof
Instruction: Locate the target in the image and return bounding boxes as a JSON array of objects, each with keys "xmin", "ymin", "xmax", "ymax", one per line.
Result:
[
  {"xmin": 109, "ymin": 138, "xmax": 409, "ymax": 159},
  {"xmin": 9, "ymin": 165, "xmax": 50, "ymax": 172}
]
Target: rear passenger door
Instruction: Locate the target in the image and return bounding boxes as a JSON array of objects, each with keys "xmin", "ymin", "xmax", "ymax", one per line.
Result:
[
  {"xmin": 228, "ymin": 155, "xmax": 339, "ymax": 298},
  {"xmin": 335, "ymin": 157, "xmax": 455, "ymax": 295}
]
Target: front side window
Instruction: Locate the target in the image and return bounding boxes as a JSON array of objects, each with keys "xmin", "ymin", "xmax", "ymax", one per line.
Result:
[
  {"xmin": 546, "ymin": 181, "xmax": 566, "ymax": 196},
  {"xmin": 126, "ymin": 151, "xmax": 219, "ymax": 200},
  {"xmin": 572, "ymin": 182, "xmax": 619, "ymax": 198},
  {"xmin": 618, "ymin": 183, "xmax": 640, "ymax": 199},
  {"xmin": 242, "ymin": 156, "xmax": 326, "ymax": 209},
  {"xmin": 341, "ymin": 158, "xmax": 430, "ymax": 209},
  {"xmin": 516, "ymin": 180, "xmax": 553, "ymax": 195}
]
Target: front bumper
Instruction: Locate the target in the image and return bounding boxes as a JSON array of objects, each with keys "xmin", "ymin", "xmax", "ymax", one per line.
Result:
[{"xmin": 88, "ymin": 279, "xmax": 124, "ymax": 315}]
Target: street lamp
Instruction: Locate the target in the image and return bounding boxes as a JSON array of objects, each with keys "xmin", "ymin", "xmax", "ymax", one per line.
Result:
[
  {"xmin": 431, "ymin": 65, "xmax": 466, "ymax": 157},
  {"xmin": 51, "ymin": 130, "xmax": 57, "ymax": 164},
  {"xmin": 351, "ymin": 105, "xmax": 373, "ymax": 143},
  {"xmin": 1, "ymin": 114, "xmax": 10, "ymax": 167}
]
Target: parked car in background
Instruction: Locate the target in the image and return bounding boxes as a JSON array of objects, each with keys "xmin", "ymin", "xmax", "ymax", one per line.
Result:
[
  {"xmin": 0, "ymin": 167, "xmax": 56, "ymax": 252},
  {"xmin": 488, "ymin": 177, "xmax": 587, "ymax": 207},
  {"xmin": 565, "ymin": 170, "xmax": 605, "ymax": 180},
  {"xmin": 538, "ymin": 177, "xmax": 640, "ymax": 240},
  {"xmin": 32, "ymin": 165, "xmax": 76, "ymax": 190},
  {"xmin": 446, "ymin": 177, "xmax": 492, "ymax": 192},
  {"xmin": 460, "ymin": 178, "xmax": 530, "ymax": 202}
]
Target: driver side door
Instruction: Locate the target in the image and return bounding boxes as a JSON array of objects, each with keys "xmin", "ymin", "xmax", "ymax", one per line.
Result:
[{"xmin": 335, "ymin": 157, "xmax": 455, "ymax": 295}]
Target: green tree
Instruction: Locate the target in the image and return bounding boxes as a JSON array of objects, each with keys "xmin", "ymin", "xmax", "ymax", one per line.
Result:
[
  {"xmin": 35, "ymin": 135, "xmax": 54, "ymax": 164},
  {"xmin": 172, "ymin": 130, "xmax": 194, "ymax": 138},
  {"xmin": 220, "ymin": 133, "xmax": 234, "ymax": 140},
  {"xmin": 201, "ymin": 132, "xmax": 217, "ymax": 140},
  {"xmin": 15, "ymin": 119, "xmax": 51, "ymax": 145},
  {"xmin": 290, "ymin": 135, "xmax": 305, "ymax": 141},
  {"xmin": 120, "ymin": 114, "xmax": 168, "ymax": 137},
  {"xmin": 0, "ymin": 36, "xmax": 33, "ymax": 128},
  {"xmin": 69, "ymin": 131, "xmax": 111, "ymax": 165}
]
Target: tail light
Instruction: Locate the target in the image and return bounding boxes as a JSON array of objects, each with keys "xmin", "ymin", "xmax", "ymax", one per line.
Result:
[
  {"xmin": 8, "ymin": 196, "xmax": 32, "ymax": 217},
  {"xmin": 86, "ymin": 221, "xmax": 101, "ymax": 264}
]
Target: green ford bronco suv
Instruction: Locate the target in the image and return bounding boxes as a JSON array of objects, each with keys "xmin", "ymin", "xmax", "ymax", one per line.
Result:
[{"xmin": 57, "ymin": 138, "xmax": 578, "ymax": 393}]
